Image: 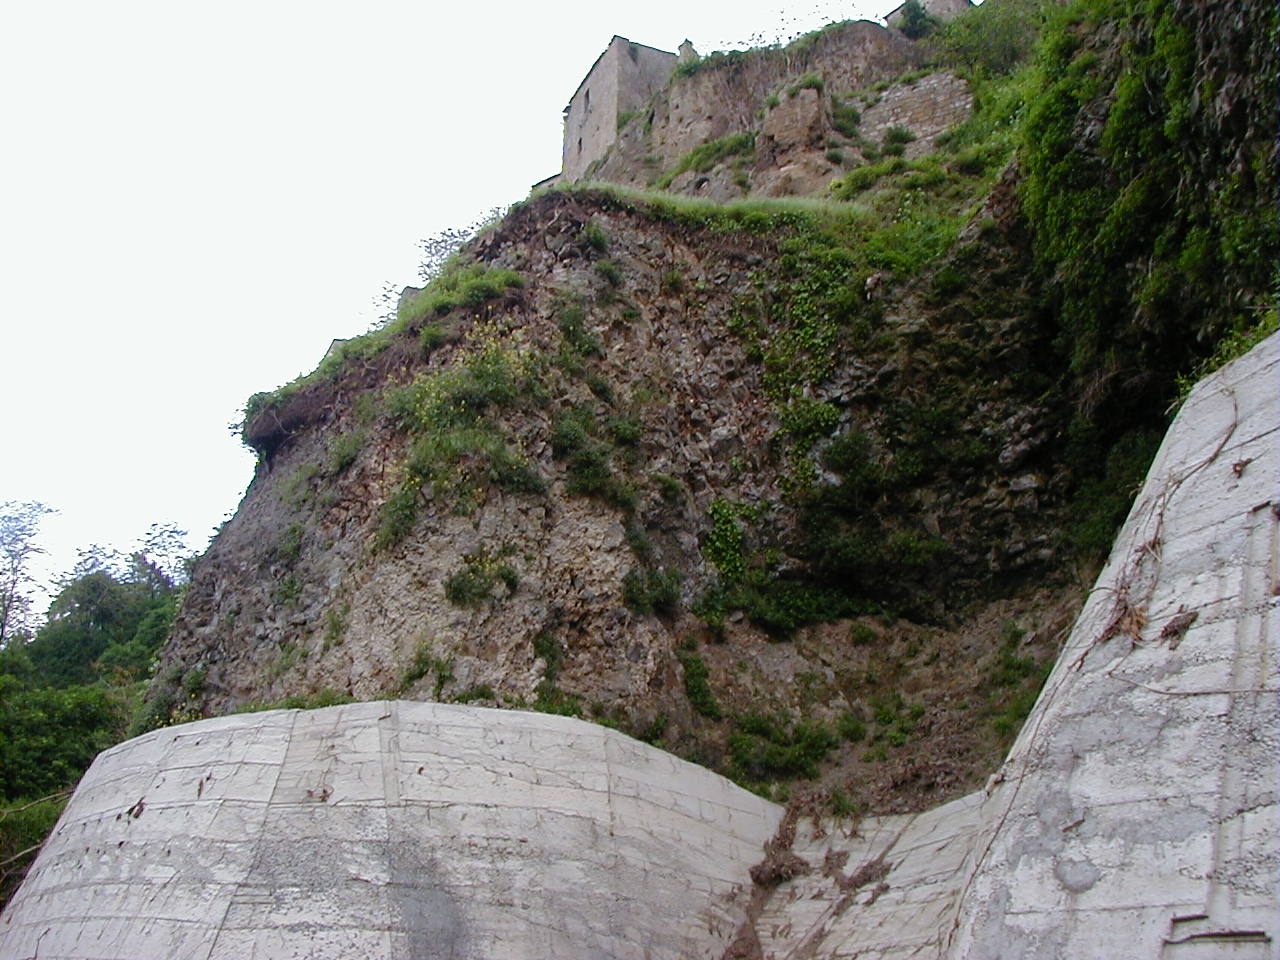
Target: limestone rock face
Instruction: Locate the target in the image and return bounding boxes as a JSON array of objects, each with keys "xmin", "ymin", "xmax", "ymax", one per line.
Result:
[
  {"xmin": 0, "ymin": 702, "xmax": 782, "ymax": 959},
  {"xmin": 760, "ymin": 88, "xmax": 829, "ymax": 152}
]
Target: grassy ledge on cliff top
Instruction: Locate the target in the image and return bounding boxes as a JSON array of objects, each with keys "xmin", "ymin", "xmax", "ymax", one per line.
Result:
[{"xmin": 233, "ymin": 1, "xmax": 1024, "ymax": 451}]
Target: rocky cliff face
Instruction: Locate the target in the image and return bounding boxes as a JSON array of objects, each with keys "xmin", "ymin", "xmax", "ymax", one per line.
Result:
[
  {"xmin": 8, "ymin": 333, "xmax": 1276, "ymax": 960},
  {"xmin": 592, "ymin": 21, "xmax": 974, "ymax": 201},
  {"xmin": 150, "ymin": 0, "xmax": 1277, "ymax": 816},
  {"xmin": 154, "ymin": 182, "xmax": 1082, "ymax": 813}
]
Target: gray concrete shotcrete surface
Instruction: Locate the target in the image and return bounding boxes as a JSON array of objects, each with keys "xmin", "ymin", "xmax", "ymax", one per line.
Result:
[{"xmin": 0, "ymin": 701, "xmax": 782, "ymax": 960}]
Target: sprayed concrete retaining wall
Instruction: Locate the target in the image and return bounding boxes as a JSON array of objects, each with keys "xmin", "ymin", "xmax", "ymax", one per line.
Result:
[
  {"xmin": 2, "ymin": 337, "xmax": 1277, "ymax": 959},
  {"xmin": 948, "ymin": 330, "xmax": 1280, "ymax": 958},
  {"xmin": 0, "ymin": 702, "xmax": 781, "ymax": 960},
  {"xmin": 723, "ymin": 332, "xmax": 1279, "ymax": 958}
]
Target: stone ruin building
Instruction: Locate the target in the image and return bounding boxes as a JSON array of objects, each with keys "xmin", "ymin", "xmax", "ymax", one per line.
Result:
[
  {"xmin": 561, "ymin": 36, "xmax": 678, "ymax": 181},
  {"xmin": 559, "ymin": 0, "xmax": 974, "ymax": 185}
]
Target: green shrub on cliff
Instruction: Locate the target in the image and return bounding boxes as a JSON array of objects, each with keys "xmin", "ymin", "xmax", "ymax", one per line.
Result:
[
  {"xmin": 397, "ymin": 264, "xmax": 524, "ymax": 324},
  {"xmin": 654, "ymin": 133, "xmax": 756, "ymax": 189}
]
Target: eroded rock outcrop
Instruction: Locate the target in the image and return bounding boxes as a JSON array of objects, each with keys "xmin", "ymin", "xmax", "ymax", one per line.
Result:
[{"xmin": 153, "ymin": 186, "xmax": 1081, "ymax": 812}]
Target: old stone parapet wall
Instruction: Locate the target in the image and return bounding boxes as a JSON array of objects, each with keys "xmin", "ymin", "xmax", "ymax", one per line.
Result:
[
  {"xmin": 592, "ymin": 56, "xmax": 975, "ymax": 200},
  {"xmin": 591, "ymin": 20, "xmax": 922, "ymax": 188},
  {"xmin": 0, "ymin": 701, "xmax": 782, "ymax": 960},
  {"xmin": 652, "ymin": 21, "xmax": 922, "ymax": 166},
  {"xmin": 860, "ymin": 70, "xmax": 974, "ymax": 158}
]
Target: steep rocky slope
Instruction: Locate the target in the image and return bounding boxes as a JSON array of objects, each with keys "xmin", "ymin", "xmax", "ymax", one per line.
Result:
[
  {"xmin": 148, "ymin": 0, "xmax": 1276, "ymax": 815},
  {"xmin": 156, "ymin": 185, "xmax": 1078, "ymax": 811},
  {"xmin": 593, "ymin": 20, "xmax": 973, "ymax": 201}
]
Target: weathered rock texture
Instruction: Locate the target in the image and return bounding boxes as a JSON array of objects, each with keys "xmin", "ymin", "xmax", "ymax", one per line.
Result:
[
  {"xmin": 154, "ymin": 186, "xmax": 1078, "ymax": 809},
  {"xmin": 589, "ymin": 21, "xmax": 938, "ymax": 197},
  {"xmin": 4, "ymin": 334, "xmax": 1275, "ymax": 959},
  {"xmin": 730, "ymin": 332, "xmax": 1280, "ymax": 957},
  {"xmin": 562, "ymin": 37, "xmax": 678, "ymax": 181},
  {"xmin": 0, "ymin": 701, "xmax": 781, "ymax": 960}
]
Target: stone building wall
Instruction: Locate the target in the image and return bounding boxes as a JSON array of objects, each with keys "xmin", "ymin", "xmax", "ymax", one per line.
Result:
[
  {"xmin": 860, "ymin": 70, "xmax": 975, "ymax": 157},
  {"xmin": 561, "ymin": 37, "xmax": 676, "ymax": 181}
]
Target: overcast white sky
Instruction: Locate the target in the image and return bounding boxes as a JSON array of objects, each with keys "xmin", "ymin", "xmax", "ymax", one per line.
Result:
[{"xmin": 1, "ymin": 0, "xmax": 897, "ymax": 604}]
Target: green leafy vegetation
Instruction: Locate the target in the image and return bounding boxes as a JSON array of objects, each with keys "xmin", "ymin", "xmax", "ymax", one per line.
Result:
[
  {"xmin": 616, "ymin": 109, "xmax": 642, "ymax": 131},
  {"xmin": 654, "ymin": 133, "xmax": 756, "ymax": 189},
  {"xmin": 928, "ymin": 0, "xmax": 1045, "ymax": 78},
  {"xmin": 443, "ymin": 547, "xmax": 519, "ymax": 607},
  {"xmin": 398, "ymin": 264, "xmax": 525, "ymax": 324},
  {"xmin": 623, "ymin": 566, "xmax": 681, "ymax": 616},
  {"xmin": 985, "ymin": 622, "xmax": 1051, "ymax": 737},
  {"xmin": 837, "ymin": 710, "xmax": 867, "ymax": 742},
  {"xmin": 419, "ymin": 322, "xmax": 454, "ymax": 354},
  {"xmin": 593, "ymin": 260, "xmax": 623, "ymax": 287},
  {"xmin": 831, "ymin": 98, "xmax": 861, "ymax": 138},
  {"xmin": 375, "ymin": 342, "xmax": 545, "ymax": 546},
  {"xmin": 557, "ymin": 302, "xmax": 604, "ymax": 359},
  {"xmin": 0, "ymin": 516, "xmax": 191, "ymax": 908},
  {"xmin": 551, "ymin": 403, "xmax": 638, "ymax": 514},
  {"xmin": 579, "ymin": 221, "xmax": 609, "ymax": 253},
  {"xmin": 896, "ymin": 0, "xmax": 941, "ymax": 40},
  {"xmin": 703, "ymin": 500, "xmax": 747, "ymax": 582},
  {"xmin": 0, "ymin": 683, "xmax": 129, "ymax": 800},
  {"xmin": 322, "ymin": 603, "xmax": 349, "ymax": 651},
  {"xmin": 672, "ymin": 48, "xmax": 749, "ymax": 79},
  {"xmin": 1016, "ymin": 0, "xmax": 1277, "ymax": 555},
  {"xmin": 676, "ymin": 640, "xmax": 722, "ymax": 719},
  {"xmin": 239, "ymin": 259, "xmax": 525, "ymax": 457},
  {"xmin": 728, "ymin": 712, "xmax": 838, "ymax": 783},
  {"xmin": 274, "ymin": 522, "xmax": 304, "ymax": 566},
  {"xmin": 883, "ymin": 125, "xmax": 917, "ymax": 146},
  {"xmin": 869, "ymin": 691, "xmax": 925, "ymax": 746},
  {"xmin": 325, "ymin": 431, "xmax": 365, "ymax": 474},
  {"xmin": 531, "ymin": 683, "xmax": 583, "ymax": 717},
  {"xmin": 0, "ymin": 793, "xmax": 68, "ymax": 908},
  {"xmin": 235, "ymin": 688, "xmax": 357, "ymax": 713},
  {"xmin": 453, "ymin": 684, "xmax": 496, "ymax": 704},
  {"xmin": 532, "ymin": 632, "xmax": 562, "ymax": 683},
  {"xmin": 1175, "ymin": 305, "xmax": 1279, "ymax": 403},
  {"xmin": 398, "ymin": 641, "xmax": 454, "ymax": 698},
  {"xmin": 789, "ymin": 73, "xmax": 824, "ymax": 96}
]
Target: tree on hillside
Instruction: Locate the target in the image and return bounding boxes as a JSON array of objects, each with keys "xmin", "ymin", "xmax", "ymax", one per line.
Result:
[
  {"xmin": 897, "ymin": 0, "xmax": 941, "ymax": 40},
  {"xmin": 0, "ymin": 523, "xmax": 191, "ymax": 908},
  {"xmin": 928, "ymin": 0, "xmax": 1046, "ymax": 77},
  {"xmin": 0, "ymin": 502, "xmax": 53, "ymax": 648},
  {"xmin": 25, "ymin": 540, "xmax": 186, "ymax": 687}
]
